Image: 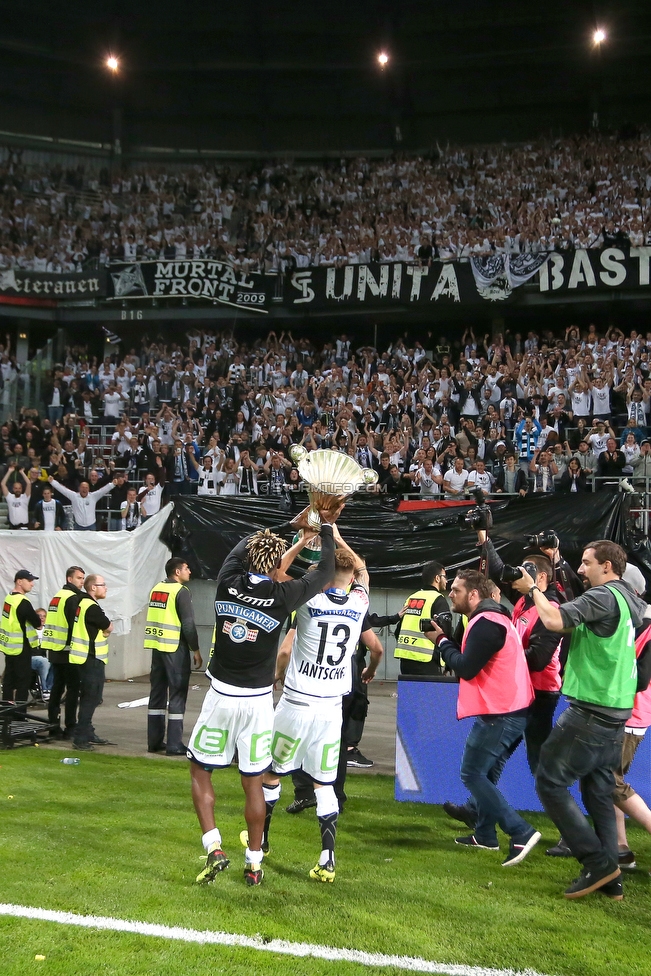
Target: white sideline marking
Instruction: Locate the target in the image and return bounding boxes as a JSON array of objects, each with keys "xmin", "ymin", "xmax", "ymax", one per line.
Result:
[{"xmin": 0, "ymin": 903, "xmax": 552, "ymax": 976}]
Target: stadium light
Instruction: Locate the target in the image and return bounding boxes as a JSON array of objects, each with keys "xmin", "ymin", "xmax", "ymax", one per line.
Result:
[
  {"xmin": 106, "ymin": 55, "xmax": 120, "ymax": 72},
  {"xmin": 593, "ymin": 28, "xmax": 606, "ymax": 45},
  {"xmin": 377, "ymin": 52, "xmax": 389, "ymax": 67}
]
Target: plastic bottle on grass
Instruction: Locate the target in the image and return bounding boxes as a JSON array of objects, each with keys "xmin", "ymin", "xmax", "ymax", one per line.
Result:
[{"xmin": 60, "ymin": 758, "xmax": 80, "ymax": 765}]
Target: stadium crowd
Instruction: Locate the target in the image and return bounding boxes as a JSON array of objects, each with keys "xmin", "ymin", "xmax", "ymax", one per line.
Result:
[
  {"xmin": 1, "ymin": 317, "xmax": 650, "ymax": 529},
  {"xmin": 0, "ymin": 129, "xmax": 649, "ymax": 273}
]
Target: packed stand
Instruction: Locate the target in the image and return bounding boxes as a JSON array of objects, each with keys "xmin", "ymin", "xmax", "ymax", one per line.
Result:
[
  {"xmin": 0, "ymin": 129, "xmax": 649, "ymax": 273},
  {"xmin": 1, "ymin": 320, "xmax": 649, "ymax": 530}
]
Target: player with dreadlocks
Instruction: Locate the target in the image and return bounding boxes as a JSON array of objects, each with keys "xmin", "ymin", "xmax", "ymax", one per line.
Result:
[{"xmin": 189, "ymin": 510, "xmax": 338, "ymax": 887}]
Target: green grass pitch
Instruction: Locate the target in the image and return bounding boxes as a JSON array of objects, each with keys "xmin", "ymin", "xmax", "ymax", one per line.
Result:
[{"xmin": 0, "ymin": 750, "xmax": 649, "ymax": 976}]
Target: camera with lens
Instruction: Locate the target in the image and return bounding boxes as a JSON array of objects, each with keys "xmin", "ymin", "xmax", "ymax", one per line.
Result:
[
  {"xmin": 525, "ymin": 530, "xmax": 559, "ymax": 549},
  {"xmin": 461, "ymin": 488, "xmax": 494, "ymax": 531},
  {"xmin": 419, "ymin": 611, "xmax": 453, "ymax": 637},
  {"xmin": 500, "ymin": 560, "xmax": 538, "ymax": 584}
]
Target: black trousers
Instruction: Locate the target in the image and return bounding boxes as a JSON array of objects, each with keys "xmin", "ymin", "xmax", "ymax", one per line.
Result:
[
  {"xmin": 74, "ymin": 657, "xmax": 105, "ymax": 744},
  {"xmin": 524, "ymin": 691, "xmax": 560, "ymax": 775},
  {"xmin": 2, "ymin": 647, "xmax": 31, "ymax": 710},
  {"xmin": 48, "ymin": 660, "xmax": 81, "ymax": 731},
  {"xmin": 148, "ymin": 646, "xmax": 191, "ymax": 752},
  {"xmin": 536, "ymin": 704, "xmax": 624, "ymax": 874}
]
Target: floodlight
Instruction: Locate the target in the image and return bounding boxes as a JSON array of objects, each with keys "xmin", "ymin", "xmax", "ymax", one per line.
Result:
[
  {"xmin": 377, "ymin": 52, "xmax": 389, "ymax": 67},
  {"xmin": 593, "ymin": 29, "xmax": 606, "ymax": 45},
  {"xmin": 106, "ymin": 56, "xmax": 119, "ymax": 72}
]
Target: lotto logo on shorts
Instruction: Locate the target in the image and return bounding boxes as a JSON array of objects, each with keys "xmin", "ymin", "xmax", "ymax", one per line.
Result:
[
  {"xmin": 193, "ymin": 725, "xmax": 229, "ymax": 755},
  {"xmin": 149, "ymin": 591, "xmax": 169, "ymax": 609},
  {"xmin": 272, "ymin": 731, "xmax": 301, "ymax": 765}
]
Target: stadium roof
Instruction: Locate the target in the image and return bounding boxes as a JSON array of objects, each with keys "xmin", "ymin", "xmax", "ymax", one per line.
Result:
[{"xmin": 0, "ymin": 0, "xmax": 649, "ymax": 155}]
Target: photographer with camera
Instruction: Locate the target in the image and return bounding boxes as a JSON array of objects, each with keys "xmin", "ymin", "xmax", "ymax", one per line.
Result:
[
  {"xmin": 477, "ymin": 530, "xmax": 563, "ymax": 774},
  {"xmin": 511, "ymin": 540, "xmax": 648, "ymax": 900},
  {"xmin": 394, "ymin": 561, "xmax": 451, "ymax": 676},
  {"xmin": 422, "ymin": 570, "xmax": 540, "ymax": 866}
]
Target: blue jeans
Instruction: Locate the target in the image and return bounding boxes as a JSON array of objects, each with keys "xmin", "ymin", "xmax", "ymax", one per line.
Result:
[
  {"xmin": 31, "ymin": 655, "xmax": 53, "ymax": 692},
  {"xmin": 536, "ymin": 704, "xmax": 623, "ymax": 874},
  {"xmin": 74, "ymin": 522, "xmax": 96, "ymax": 531},
  {"xmin": 460, "ymin": 713, "xmax": 533, "ymax": 845}
]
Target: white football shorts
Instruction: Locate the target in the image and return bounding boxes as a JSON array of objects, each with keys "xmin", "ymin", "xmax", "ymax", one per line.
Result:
[
  {"xmin": 187, "ymin": 684, "xmax": 273, "ymax": 775},
  {"xmin": 270, "ymin": 693, "xmax": 342, "ymax": 784}
]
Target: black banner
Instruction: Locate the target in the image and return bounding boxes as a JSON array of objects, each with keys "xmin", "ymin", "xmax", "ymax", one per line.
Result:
[
  {"xmin": 285, "ymin": 261, "xmax": 483, "ymax": 309},
  {"xmin": 0, "ymin": 267, "xmax": 105, "ymax": 305},
  {"xmin": 539, "ymin": 246, "xmax": 651, "ymax": 295},
  {"xmin": 107, "ymin": 260, "xmax": 271, "ymax": 312},
  {"xmin": 161, "ymin": 490, "xmax": 632, "ymax": 588}
]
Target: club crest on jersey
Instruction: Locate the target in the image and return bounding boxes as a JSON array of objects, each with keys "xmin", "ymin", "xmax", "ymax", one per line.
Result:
[{"xmin": 223, "ymin": 619, "xmax": 258, "ymax": 643}]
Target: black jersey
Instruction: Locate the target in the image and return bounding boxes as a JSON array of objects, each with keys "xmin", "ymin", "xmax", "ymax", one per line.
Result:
[{"xmin": 208, "ymin": 524, "xmax": 335, "ymax": 689}]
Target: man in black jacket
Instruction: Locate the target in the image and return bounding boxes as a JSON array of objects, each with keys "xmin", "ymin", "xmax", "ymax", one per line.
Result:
[
  {"xmin": 0, "ymin": 570, "xmax": 41, "ymax": 711},
  {"xmin": 32, "ymin": 486, "xmax": 66, "ymax": 531},
  {"xmin": 190, "ymin": 511, "xmax": 338, "ymax": 886}
]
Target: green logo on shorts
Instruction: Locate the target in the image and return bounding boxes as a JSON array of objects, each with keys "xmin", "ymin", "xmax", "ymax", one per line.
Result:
[
  {"xmin": 193, "ymin": 725, "xmax": 228, "ymax": 755},
  {"xmin": 250, "ymin": 730, "xmax": 272, "ymax": 763},
  {"xmin": 271, "ymin": 731, "xmax": 301, "ymax": 765},
  {"xmin": 321, "ymin": 740, "xmax": 340, "ymax": 772}
]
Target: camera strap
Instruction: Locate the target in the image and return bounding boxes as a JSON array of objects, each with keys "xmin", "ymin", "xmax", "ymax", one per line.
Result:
[{"xmin": 478, "ymin": 540, "xmax": 489, "ymax": 577}]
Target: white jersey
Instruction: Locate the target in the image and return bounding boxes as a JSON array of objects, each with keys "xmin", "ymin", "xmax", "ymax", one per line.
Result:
[
  {"xmin": 591, "ymin": 385, "xmax": 611, "ymax": 416},
  {"xmin": 285, "ymin": 586, "xmax": 369, "ymax": 701}
]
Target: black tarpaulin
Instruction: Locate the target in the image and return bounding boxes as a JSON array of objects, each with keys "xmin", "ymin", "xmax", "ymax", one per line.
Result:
[{"xmin": 161, "ymin": 490, "xmax": 633, "ymax": 589}]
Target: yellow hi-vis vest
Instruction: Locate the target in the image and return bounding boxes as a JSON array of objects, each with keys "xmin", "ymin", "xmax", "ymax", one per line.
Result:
[
  {"xmin": 0, "ymin": 593, "xmax": 39, "ymax": 656},
  {"xmin": 41, "ymin": 588, "xmax": 76, "ymax": 652},
  {"xmin": 394, "ymin": 589, "xmax": 446, "ymax": 663},
  {"xmin": 69, "ymin": 598, "xmax": 109, "ymax": 665},
  {"xmin": 144, "ymin": 581, "xmax": 183, "ymax": 653}
]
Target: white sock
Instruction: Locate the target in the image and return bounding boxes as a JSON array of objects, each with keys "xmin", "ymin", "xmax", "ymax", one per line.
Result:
[
  {"xmin": 246, "ymin": 847, "xmax": 264, "ymax": 864},
  {"xmin": 202, "ymin": 828, "xmax": 222, "ymax": 853},
  {"xmin": 262, "ymin": 783, "xmax": 281, "ymax": 803},
  {"xmin": 319, "ymin": 849, "xmax": 334, "ymax": 867},
  {"xmin": 315, "ymin": 785, "xmax": 338, "ymax": 818}
]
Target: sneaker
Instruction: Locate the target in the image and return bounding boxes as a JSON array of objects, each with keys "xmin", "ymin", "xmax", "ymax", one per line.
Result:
[
  {"xmin": 286, "ymin": 797, "xmax": 317, "ymax": 814},
  {"xmin": 309, "ymin": 861, "xmax": 335, "ymax": 883},
  {"xmin": 196, "ymin": 848, "xmax": 230, "ymax": 884},
  {"xmin": 240, "ymin": 829, "xmax": 269, "ymax": 856},
  {"xmin": 598, "ymin": 877, "xmax": 624, "ymax": 901},
  {"xmin": 564, "ymin": 867, "xmax": 621, "ymax": 899},
  {"xmin": 443, "ymin": 801, "xmax": 477, "ymax": 830},
  {"xmin": 244, "ymin": 862, "xmax": 264, "ymax": 886},
  {"xmin": 502, "ymin": 830, "xmax": 541, "ymax": 867},
  {"xmin": 346, "ymin": 748, "xmax": 373, "ymax": 768},
  {"xmin": 546, "ymin": 838, "xmax": 572, "ymax": 858},
  {"xmin": 89, "ymin": 735, "xmax": 113, "ymax": 745},
  {"xmin": 618, "ymin": 849, "xmax": 637, "ymax": 870},
  {"xmin": 455, "ymin": 835, "xmax": 499, "ymax": 851}
]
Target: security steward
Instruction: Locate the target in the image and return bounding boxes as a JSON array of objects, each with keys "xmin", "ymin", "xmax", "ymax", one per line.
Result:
[
  {"xmin": 41, "ymin": 565, "xmax": 85, "ymax": 738},
  {"xmin": 0, "ymin": 569, "xmax": 41, "ymax": 711},
  {"xmin": 394, "ymin": 560, "xmax": 450, "ymax": 675},
  {"xmin": 145, "ymin": 557, "xmax": 202, "ymax": 756},
  {"xmin": 69, "ymin": 574, "xmax": 113, "ymax": 750}
]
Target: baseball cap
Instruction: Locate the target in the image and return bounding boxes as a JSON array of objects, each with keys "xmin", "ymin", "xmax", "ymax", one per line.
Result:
[
  {"xmin": 623, "ymin": 563, "xmax": 646, "ymax": 596},
  {"xmin": 14, "ymin": 570, "xmax": 38, "ymax": 582}
]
